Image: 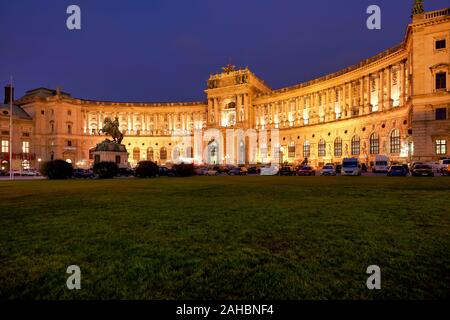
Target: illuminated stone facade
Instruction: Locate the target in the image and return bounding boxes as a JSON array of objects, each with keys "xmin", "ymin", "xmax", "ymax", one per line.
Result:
[{"xmin": 4, "ymin": 6, "xmax": 450, "ymax": 169}]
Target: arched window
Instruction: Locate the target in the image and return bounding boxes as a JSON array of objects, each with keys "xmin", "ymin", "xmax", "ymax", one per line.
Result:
[
  {"xmin": 147, "ymin": 147, "xmax": 154, "ymax": 161},
  {"xmin": 288, "ymin": 142, "xmax": 295, "ymax": 158},
  {"xmin": 186, "ymin": 146, "xmax": 193, "ymax": 158},
  {"xmin": 318, "ymin": 139, "xmax": 326, "ymax": 157},
  {"xmin": 351, "ymin": 136, "xmax": 360, "ymax": 155},
  {"xmin": 334, "ymin": 137, "xmax": 342, "ymax": 157},
  {"xmin": 67, "ymin": 124, "xmax": 72, "ymax": 134},
  {"xmin": 303, "ymin": 141, "xmax": 310, "ymax": 158},
  {"xmin": 390, "ymin": 129, "xmax": 401, "ymax": 154},
  {"xmin": 369, "ymin": 133, "xmax": 379, "ymax": 155},
  {"xmin": 160, "ymin": 147, "xmax": 167, "ymax": 161},
  {"xmin": 133, "ymin": 147, "xmax": 140, "ymax": 162}
]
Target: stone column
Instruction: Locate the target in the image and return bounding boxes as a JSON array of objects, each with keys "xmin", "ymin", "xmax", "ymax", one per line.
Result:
[
  {"xmin": 366, "ymin": 75, "xmax": 371, "ymax": 114},
  {"xmin": 400, "ymin": 60, "xmax": 407, "ymax": 106},
  {"xmin": 386, "ymin": 66, "xmax": 392, "ymax": 110},
  {"xmin": 359, "ymin": 78, "xmax": 364, "ymax": 116},
  {"xmin": 378, "ymin": 69, "xmax": 384, "ymax": 111}
]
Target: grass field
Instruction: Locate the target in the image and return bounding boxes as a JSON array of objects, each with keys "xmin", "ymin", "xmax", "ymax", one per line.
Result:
[{"xmin": 0, "ymin": 176, "xmax": 449, "ymax": 300}]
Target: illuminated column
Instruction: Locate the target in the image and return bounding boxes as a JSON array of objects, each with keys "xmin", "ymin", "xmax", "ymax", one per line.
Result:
[
  {"xmin": 366, "ymin": 75, "xmax": 371, "ymax": 114},
  {"xmin": 244, "ymin": 94, "xmax": 249, "ymax": 122},
  {"xmin": 347, "ymin": 82, "xmax": 352, "ymax": 117},
  {"xmin": 386, "ymin": 66, "xmax": 392, "ymax": 110},
  {"xmin": 215, "ymin": 98, "xmax": 220, "ymax": 125},
  {"xmin": 85, "ymin": 111, "xmax": 89, "ymax": 133},
  {"xmin": 236, "ymin": 94, "xmax": 241, "ymax": 121},
  {"xmin": 400, "ymin": 60, "xmax": 406, "ymax": 106},
  {"xmin": 359, "ymin": 78, "xmax": 364, "ymax": 116},
  {"xmin": 378, "ymin": 69, "xmax": 384, "ymax": 111}
]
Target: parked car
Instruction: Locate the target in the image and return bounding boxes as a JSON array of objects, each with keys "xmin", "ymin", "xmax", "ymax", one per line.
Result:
[
  {"xmin": 247, "ymin": 166, "xmax": 261, "ymax": 175},
  {"xmin": 297, "ymin": 166, "xmax": 316, "ymax": 176},
  {"xmin": 320, "ymin": 165, "xmax": 336, "ymax": 176},
  {"xmin": 341, "ymin": 158, "xmax": 362, "ymax": 176},
  {"xmin": 373, "ymin": 155, "xmax": 390, "ymax": 173},
  {"xmin": 387, "ymin": 165, "xmax": 408, "ymax": 177},
  {"xmin": 118, "ymin": 167, "xmax": 134, "ymax": 177},
  {"xmin": 228, "ymin": 166, "xmax": 247, "ymax": 176},
  {"xmin": 402, "ymin": 164, "xmax": 410, "ymax": 174},
  {"xmin": 438, "ymin": 159, "xmax": 450, "ymax": 173},
  {"xmin": 260, "ymin": 165, "xmax": 279, "ymax": 176},
  {"xmin": 73, "ymin": 168, "xmax": 94, "ymax": 179},
  {"xmin": 442, "ymin": 164, "xmax": 450, "ymax": 176},
  {"xmin": 19, "ymin": 169, "xmax": 40, "ymax": 176},
  {"xmin": 194, "ymin": 166, "xmax": 208, "ymax": 176},
  {"xmin": 279, "ymin": 166, "xmax": 296, "ymax": 176},
  {"xmin": 158, "ymin": 166, "xmax": 175, "ymax": 177},
  {"xmin": 206, "ymin": 166, "xmax": 228, "ymax": 176},
  {"xmin": 411, "ymin": 164, "xmax": 434, "ymax": 177},
  {"xmin": 7, "ymin": 170, "xmax": 21, "ymax": 176}
]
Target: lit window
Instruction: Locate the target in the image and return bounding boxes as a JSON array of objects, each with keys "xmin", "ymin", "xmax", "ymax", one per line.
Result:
[
  {"xmin": 288, "ymin": 143, "xmax": 295, "ymax": 158},
  {"xmin": 303, "ymin": 141, "xmax": 310, "ymax": 158},
  {"xmin": 436, "ymin": 140, "xmax": 447, "ymax": 155},
  {"xmin": 351, "ymin": 136, "xmax": 360, "ymax": 155},
  {"xmin": 318, "ymin": 139, "xmax": 326, "ymax": 157},
  {"xmin": 370, "ymin": 133, "xmax": 379, "ymax": 155},
  {"xmin": 390, "ymin": 130, "xmax": 401, "ymax": 154},
  {"xmin": 334, "ymin": 137, "xmax": 342, "ymax": 157},
  {"xmin": 22, "ymin": 141, "xmax": 29, "ymax": 154},
  {"xmin": 1, "ymin": 140, "xmax": 8, "ymax": 153},
  {"xmin": 436, "ymin": 72, "xmax": 446, "ymax": 90}
]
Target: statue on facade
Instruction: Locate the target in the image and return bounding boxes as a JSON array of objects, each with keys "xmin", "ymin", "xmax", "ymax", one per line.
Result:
[
  {"xmin": 412, "ymin": 0, "xmax": 425, "ymax": 16},
  {"xmin": 101, "ymin": 117, "xmax": 124, "ymax": 144}
]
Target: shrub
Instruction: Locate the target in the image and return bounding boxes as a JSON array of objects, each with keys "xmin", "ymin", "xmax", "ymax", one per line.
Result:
[
  {"xmin": 93, "ymin": 161, "xmax": 118, "ymax": 179},
  {"xmin": 40, "ymin": 160, "xmax": 73, "ymax": 180},
  {"xmin": 173, "ymin": 163, "xmax": 195, "ymax": 177},
  {"xmin": 135, "ymin": 161, "xmax": 159, "ymax": 178}
]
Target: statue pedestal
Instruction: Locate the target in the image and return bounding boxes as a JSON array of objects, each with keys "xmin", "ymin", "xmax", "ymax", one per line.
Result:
[{"xmin": 92, "ymin": 140, "xmax": 129, "ymax": 168}]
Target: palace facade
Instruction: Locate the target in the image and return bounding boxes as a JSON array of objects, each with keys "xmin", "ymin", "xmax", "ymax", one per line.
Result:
[{"xmin": 1, "ymin": 5, "xmax": 450, "ymax": 170}]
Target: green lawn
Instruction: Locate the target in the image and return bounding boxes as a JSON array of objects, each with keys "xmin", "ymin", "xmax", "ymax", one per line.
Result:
[{"xmin": 0, "ymin": 176, "xmax": 449, "ymax": 299}]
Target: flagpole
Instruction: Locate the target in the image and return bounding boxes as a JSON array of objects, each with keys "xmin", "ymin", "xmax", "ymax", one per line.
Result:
[{"xmin": 9, "ymin": 76, "xmax": 13, "ymax": 180}]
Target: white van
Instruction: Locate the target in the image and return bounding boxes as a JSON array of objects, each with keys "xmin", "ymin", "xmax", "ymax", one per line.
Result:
[
  {"xmin": 341, "ymin": 158, "xmax": 362, "ymax": 176},
  {"xmin": 373, "ymin": 155, "xmax": 389, "ymax": 173}
]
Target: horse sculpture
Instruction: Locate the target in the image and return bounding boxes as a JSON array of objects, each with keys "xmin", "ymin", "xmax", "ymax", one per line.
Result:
[{"xmin": 101, "ymin": 117, "xmax": 124, "ymax": 144}]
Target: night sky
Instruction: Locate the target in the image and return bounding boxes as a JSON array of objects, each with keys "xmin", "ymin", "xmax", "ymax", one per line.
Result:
[{"xmin": 0, "ymin": 0, "xmax": 448, "ymax": 102}]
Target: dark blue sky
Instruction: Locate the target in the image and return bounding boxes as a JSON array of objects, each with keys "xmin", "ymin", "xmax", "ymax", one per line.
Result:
[{"xmin": 0, "ymin": 0, "xmax": 448, "ymax": 102}]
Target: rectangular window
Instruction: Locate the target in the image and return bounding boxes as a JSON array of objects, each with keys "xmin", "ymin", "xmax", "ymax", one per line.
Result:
[
  {"xmin": 436, "ymin": 72, "xmax": 446, "ymax": 90},
  {"xmin": 22, "ymin": 141, "xmax": 29, "ymax": 154},
  {"xmin": 436, "ymin": 140, "xmax": 447, "ymax": 155},
  {"xmin": 1, "ymin": 140, "xmax": 8, "ymax": 153},
  {"xmin": 436, "ymin": 39, "xmax": 446, "ymax": 50},
  {"xmin": 67, "ymin": 141, "xmax": 72, "ymax": 147},
  {"xmin": 303, "ymin": 143, "xmax": 310, "ymax": 158},
  {"xmin": 435, "ymin": 108, "xmax": 447, "ymax": 120}
]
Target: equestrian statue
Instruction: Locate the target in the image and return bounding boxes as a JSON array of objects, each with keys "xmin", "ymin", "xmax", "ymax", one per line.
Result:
[{"xmin": 101, "ymin": 117, "xmax": 124, "ymax": 144}]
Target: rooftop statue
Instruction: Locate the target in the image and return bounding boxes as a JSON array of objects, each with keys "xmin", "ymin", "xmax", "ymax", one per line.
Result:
[
  {"xmin": 101, "ymin": 117, "xmax": 124, "ymax": 144},
  {"xmin": 412, "ymin": 0, "xmax": 425, "ymax": 16}
]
